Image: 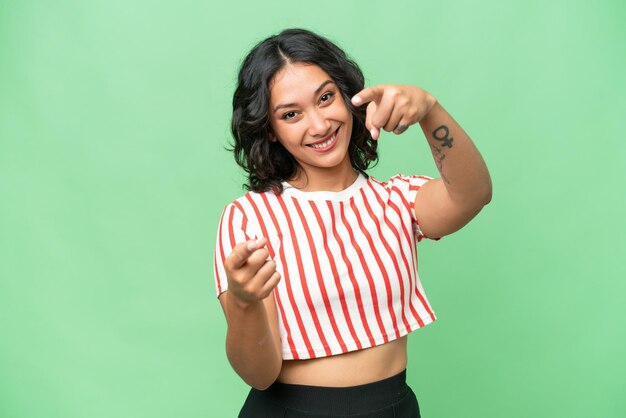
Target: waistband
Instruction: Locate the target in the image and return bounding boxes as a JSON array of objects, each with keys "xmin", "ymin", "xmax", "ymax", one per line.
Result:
[{"xmin": 256, "ymin": 370, "xmax": 409, "ymax": 415}]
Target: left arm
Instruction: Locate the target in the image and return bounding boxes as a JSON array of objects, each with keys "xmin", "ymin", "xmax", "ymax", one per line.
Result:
[
  {"xmin": 414, "ymin": 100, "xmax": 492, "ymax": 238},
  {"xmin": 352, "ymin": 86, "xmax": 492, "ymax": 238}
]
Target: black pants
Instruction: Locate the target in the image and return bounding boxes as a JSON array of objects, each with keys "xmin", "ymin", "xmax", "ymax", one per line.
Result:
[{"xmin": 238, "ymin": 370, "xmax": 420, "ymax": 417}]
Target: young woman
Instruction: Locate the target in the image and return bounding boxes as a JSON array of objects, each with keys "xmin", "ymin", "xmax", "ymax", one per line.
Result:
[{"xmin": 214, "ymin": 28, "xmax": 492, "ymax": 417}]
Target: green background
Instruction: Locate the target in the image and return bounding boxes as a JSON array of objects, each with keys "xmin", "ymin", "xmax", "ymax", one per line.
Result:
[{"xmin": 1, "ymin": 0, "xmax": 624, "ymax": 417}]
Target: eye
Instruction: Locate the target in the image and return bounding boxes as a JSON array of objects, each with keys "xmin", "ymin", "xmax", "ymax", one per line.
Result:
[
  {"xmin": 320, "ymin": 91, "xmax": 335, "ymax": 103},
  {"xmin": 281, "ymin": 111, "xmax": 297, "ymax": 120}
]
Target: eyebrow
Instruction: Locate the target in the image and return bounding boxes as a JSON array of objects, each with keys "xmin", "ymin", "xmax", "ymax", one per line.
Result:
[{"xmin": 272, "ymin": 80, "xmax": 336, "ymax": 113}]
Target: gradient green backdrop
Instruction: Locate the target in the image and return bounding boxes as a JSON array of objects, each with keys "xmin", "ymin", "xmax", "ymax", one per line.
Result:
[{"xmin": 1, "ymin": 1, "xmax": 624, "ymax": 417}]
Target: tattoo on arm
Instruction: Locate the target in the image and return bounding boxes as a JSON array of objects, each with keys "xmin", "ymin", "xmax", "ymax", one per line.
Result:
[
  {"xmin": 430, "ymin": 125, "xmax": 452, "ymax": 184},
  {"xmin": 432, "ymin": 125, "xmax": 454, "ymax": 148},
  {"xmin": 430, "ymin": 144, "xmax": 451, "ymax": 185}
]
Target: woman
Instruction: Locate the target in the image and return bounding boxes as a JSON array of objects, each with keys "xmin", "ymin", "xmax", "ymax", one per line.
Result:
[{"xmin": 214, "ymin": 28, "xmax": 491, "ymax": 417}]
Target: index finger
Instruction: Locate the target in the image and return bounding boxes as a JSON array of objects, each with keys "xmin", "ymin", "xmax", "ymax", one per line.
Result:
[
  {"xmin": 229, "ymin": 237, "xmax": 267, "ymax": 268},
  {"xmin": 351, "ymin": 86, "xmax": 384, "ymax": 106}
]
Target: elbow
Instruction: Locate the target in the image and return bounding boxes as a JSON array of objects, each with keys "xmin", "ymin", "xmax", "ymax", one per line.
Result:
[
  {"xmin": 228, "ymin": 348, "xmax": 282, "ymax": 391},
  {"xmin": 485, "ymin": 174, "xmax": 493, "ymax": 205},
  {"xmin": 454, "ymin": 184, "xmax": 492, "ymax": 213},
  {"xmin": 469, "ymin": 189, "xmax": 491, "ymax": 214},
  {"xmin": 244, "ymin": 359, "xmax": 282, "ymax": 391},
  {"xmin": 448, "ymin": 175, "xmax": 492, "ymax": 210},
  {"xmin": 483, "ymin": 186, "xmax": 492, "ymax": 206},
  {"xmin": 480, "ymin": 175, "xmax": 493, "ymax": 206},
  {"xmin": 250, "ymin": 378, "xmax": 276, "ymax": 391}
]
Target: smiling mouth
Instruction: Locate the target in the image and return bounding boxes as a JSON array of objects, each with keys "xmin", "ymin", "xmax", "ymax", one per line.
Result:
[{"xmin": 307, "ymin": 128, "xmax": 339, "ymax": 151}]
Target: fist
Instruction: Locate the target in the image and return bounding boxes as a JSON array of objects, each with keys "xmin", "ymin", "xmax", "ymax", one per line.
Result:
[
  {"xmin": 351, "ymin": 85, "xmax": 437, "ymax": 140},
  {"xmin": 224, "ymin": 237, "xmax": 281, "ymax": 305}
]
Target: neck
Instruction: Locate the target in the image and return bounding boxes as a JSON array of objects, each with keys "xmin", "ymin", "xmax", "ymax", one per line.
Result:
[{"xmin": 289, "ymin": 161, "xmax": 359, "ymax": 192}]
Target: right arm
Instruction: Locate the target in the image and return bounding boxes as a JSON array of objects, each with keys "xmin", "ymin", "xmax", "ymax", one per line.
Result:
[{"xmin": 219, "ymin": 238, "xmax": 283, "ymax": 390}]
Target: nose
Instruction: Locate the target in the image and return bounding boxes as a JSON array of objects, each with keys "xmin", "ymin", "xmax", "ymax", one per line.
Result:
[{"xmin": 307, "ymin": 109, "xmax": 331, "ymax": 137}]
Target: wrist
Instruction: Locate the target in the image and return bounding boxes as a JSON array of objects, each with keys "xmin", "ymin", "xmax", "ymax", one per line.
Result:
[
  {"xmin": 227, "ymin": 290, "xmax": 261, "ymax": 311},
  {"xmin": 420, "ymin": 94, "xmax": 439, "ymax": 125}
]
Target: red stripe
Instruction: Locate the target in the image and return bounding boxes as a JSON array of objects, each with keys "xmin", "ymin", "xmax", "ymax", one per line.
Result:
[
  {"xmin": 388, "ymin": 185, "xmax": 435, "ymax": 323},
  {"xmin": 215, "ymin": 206, "xmax": 229, "ymax": 295},
  {"xmin": 213, "ymin": 256, "xmax": 219, "ymax": 294},
  {"xmin": 359, "ymin": 187, "xmax": 412, "ymax": 334},
  {"xmin": 339, "ymin": 201, "xmax": 388, "ymax": 343},
  {"xmin": 410, "ymin": 237, "xmax": 436, "ymax": 322},
  {"xmin": 404, "ymin": 175, "xmax": 431, "ymax": 238},
  {"xmin": 408, "ymin": 182, "xmax": 424, "ymax": 240},
  {"xmin": 241, "ymin": 211, "xmax": 248, "ymax": 232},
  {"xmin": 309, "ymin": 201, "xmax": 362, "ymax": 351},
  {"xmin": 409, "ymin": 243, "xmax": 435, "ymax": 322},
  {"xmin": 244, "ymin": 193, "xmax": 299, "ymax": 359},
  {"xmin": 366, "ymin": 181, "xmax": 418, "ymax": 324},
  {"xmin": 292, "ymin": 199, "xmax": 348, "ymax": 354},
  {"xmin": 259, "ymin": 193, "xmax": 315, "ymax": 358},
  {"xmin": 227, "ymin": 205, "xmax": 236, "ymax": 250},
  {"xmin": 388, "ymin": 186, "xmax": 417, "ymax": 262},
  {"xmin": 391, "ymin": 185, "xmax": 413, "ymax": 214},
  {"xmin": 327, "ymin": 200, "xmax": 376, "ymax": 346},
  {"xmin": 243, "ymin": 195, "xmax": 273, "ymax": 256},
  {"xmin": 221, "ymin": 203, "xmax": 252, "ymax": 295},
  {"xmin": 384, "ymin": 185, "xmax": 425, "ymax": 327},
  {"xmin": 232, "ymin": 200, "xmax": 250, "ymax": 239},
  {"xmin": 277, "ymin": 195, "xmax": 330, "ymax": 358},
  {"xmin": 349, "ymin": 196, "xmax": 401, "ymax": 340}
]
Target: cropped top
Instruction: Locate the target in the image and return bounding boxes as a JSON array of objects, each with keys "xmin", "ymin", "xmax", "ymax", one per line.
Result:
[{"xmin": 213, "ymin": 173, "xmax": 438, "ymax": 360}]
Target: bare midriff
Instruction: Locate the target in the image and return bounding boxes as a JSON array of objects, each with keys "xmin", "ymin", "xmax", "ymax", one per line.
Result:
[{"xmin": 276, "ymin": 336, "xmax": 408, "ymax": 387}]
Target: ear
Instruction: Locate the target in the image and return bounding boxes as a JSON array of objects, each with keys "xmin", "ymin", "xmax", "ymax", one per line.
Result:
[{"xmin": 268, "ymin": 132, "xmax": 278, "ymax": 142}]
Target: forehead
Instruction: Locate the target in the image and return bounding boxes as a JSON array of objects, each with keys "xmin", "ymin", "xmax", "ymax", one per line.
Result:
[{"xmin": 269, "ymin": 63, "xmax": 334, "ymax": 105}]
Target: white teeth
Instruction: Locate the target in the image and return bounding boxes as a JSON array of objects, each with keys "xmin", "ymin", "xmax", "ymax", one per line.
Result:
[{"xmin": 311, "ymin": 133, "xmax": 336, "ymax": 149}]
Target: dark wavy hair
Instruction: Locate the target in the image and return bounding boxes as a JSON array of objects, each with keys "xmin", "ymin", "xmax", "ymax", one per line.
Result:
[{"xmin": 230, "ymin": 28, "xmax": 378, "ymax": 193}]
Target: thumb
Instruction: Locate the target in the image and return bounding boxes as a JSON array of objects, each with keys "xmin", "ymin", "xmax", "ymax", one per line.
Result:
[
  {"xmin": 230, "ymin": 237, "xmax": 267, "ymax": 268},
  {"xmin": 351, "ymin": 86, "xmax": 383, "ymax": 107}
]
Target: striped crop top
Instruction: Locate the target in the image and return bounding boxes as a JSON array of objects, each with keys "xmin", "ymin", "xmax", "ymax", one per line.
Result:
[{"xmin": 213, "ymin": 173, "xmax": 438, "ymax": 360}]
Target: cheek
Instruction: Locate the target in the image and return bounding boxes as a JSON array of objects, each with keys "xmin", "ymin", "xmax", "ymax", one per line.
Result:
[
  {"xmin": 275, "ymin": 125, "xmax": 304, "ymax": 147},
  {"xmin": 343, "ymin": 110, "xmax": 354, "ymax": 130},
  {"xmin": 337, "ymin": 102, "xmax": 353, "ymax": 122}
]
